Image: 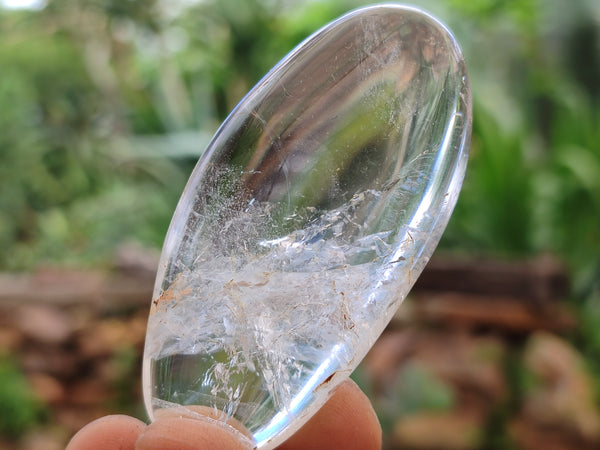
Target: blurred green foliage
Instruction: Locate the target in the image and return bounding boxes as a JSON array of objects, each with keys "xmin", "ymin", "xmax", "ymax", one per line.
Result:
[
  {"xmin": 0, "ymin": 0, "xmax": 598, "ymax": 301},
  {"xmin": 377, "ymin": 363, "xmax": 456, "ymax": 433},
  {"xmin": 110, "ymin": 344, "xmax": 146, "ymax": 417},
  {"xmin": 0, "ymin": 357, "xmax": 43, "ymax": 437}
]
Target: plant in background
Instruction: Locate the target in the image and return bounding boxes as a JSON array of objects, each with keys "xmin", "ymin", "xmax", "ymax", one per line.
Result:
[
  {"xmin": 0, "ymin": 357, "xmax": 44, "ymax": 438},
  {"xmin": 374, "ymin": 363, "xmax": 455, "ymax": 434},
  {"xmin": 533, "ymin": 101, "xmax": 600, "ymax": 299},
  {"xmin": 109, "ymin": 345, "xmax": 145, "ymax": 417},
  {"xmin": 443, "ymin": 106, "xmax": 536, "ymax": 257}
]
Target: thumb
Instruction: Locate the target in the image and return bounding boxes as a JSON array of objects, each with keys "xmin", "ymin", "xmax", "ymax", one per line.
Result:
[{"xmin": 135, "ymin": 414, "xmax": 253, "ymax": 450}]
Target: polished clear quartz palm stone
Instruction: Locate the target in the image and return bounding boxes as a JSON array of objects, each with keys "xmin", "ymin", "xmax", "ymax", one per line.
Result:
[{"xmin": 142, "ymin": 4, "xmax": 471, "ymax": 448}]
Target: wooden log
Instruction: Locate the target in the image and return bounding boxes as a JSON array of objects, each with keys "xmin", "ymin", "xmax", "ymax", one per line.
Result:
[
  {"xmin": 0, "ymin": 269, "xmax": 152, "ymax": 311},
  {"xmin": 414, "ymin": 254, "xmax": 569, "ymax": 304},
  {"xmin": 393, "ymin": 292, "xmax": 576, "ymax": 334}
]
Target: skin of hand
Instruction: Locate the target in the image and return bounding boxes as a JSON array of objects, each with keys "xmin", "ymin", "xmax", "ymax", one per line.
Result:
[{"xmin": 66, "ymin": 379, "xmax": 382, "ymax": 450}]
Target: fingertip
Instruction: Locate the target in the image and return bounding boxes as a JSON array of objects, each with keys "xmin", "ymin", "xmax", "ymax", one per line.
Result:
[
  {"xmin": 65, "ymin": 381, "xmax": 380, "ymax": 450},
  {"xmin": 66, "ymin": 414, "xmax": 146, "ymax": 450},
  {"xmin": 278, "ymin": 379, "xmax": 382, "ymax": 450},
  {"xmin": 135, "ymin": 415, "xmax": 254, "ymax": 450},
  {"xmin": 341, "ymin": 379, "xmax": 382, "ymax": 444}
]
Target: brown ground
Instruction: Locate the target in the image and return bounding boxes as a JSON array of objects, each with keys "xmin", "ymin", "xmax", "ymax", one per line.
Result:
[{"xmin": 0, "ymin": 251, "xmax": 596, "ymax": 450}]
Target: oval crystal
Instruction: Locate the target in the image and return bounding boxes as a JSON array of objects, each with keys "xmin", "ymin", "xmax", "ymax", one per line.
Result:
[{"xmin": 142, "ymin": 4, "xmax": 472, "ymax": 448}]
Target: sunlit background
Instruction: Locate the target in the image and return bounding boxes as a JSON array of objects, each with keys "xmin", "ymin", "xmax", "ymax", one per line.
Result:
[
  {"xmin": 1, "ymin": 0, "xmax": 46, "ymax": 10},
  {"xmin": 0, "ymin": 0, "xmax": 599, "ymax": 448}
]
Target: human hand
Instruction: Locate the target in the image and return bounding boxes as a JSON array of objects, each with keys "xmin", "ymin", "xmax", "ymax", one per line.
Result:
[{"xmin": 66, "ymin": 379, "xmax": 382, "ymax": 449}]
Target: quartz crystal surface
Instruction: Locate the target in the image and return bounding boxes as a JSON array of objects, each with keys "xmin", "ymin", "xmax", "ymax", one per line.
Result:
[{"xmin": 143, "ymin": 4, "xmax": 472, "ymax": 449}]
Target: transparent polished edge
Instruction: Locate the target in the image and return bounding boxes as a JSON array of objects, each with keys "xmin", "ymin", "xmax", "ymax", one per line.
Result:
[{"xmin": 142, "ymin": 4, "xmax": 472, "ymax": 449}]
